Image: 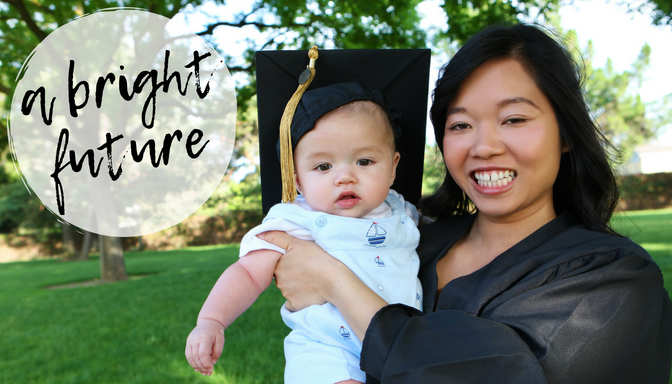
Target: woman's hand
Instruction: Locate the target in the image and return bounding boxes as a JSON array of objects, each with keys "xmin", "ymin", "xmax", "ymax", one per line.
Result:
[
  {"xmin": 258, "ymin": 231, "xmax": 344, "ymax": 311},
  {"xmin": 259, "ymin": 230, "xmax": 388, "ymax": 341}
]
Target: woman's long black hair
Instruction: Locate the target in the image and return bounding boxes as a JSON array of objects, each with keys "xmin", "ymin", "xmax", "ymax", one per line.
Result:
[{"xmin": 421, "ymin": 23, "xmax": 621, "ymax": 235}]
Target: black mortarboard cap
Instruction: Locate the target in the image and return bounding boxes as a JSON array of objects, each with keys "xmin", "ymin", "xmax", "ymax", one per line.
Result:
[{"xmin": 257, "ymin": 48, "xmax": 431, "ymax": 213}]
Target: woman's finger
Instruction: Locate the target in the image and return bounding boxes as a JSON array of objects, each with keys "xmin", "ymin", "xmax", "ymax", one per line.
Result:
[{"xmin": 257, "ymin": 230, "xmax": 296, "ymax": 251}]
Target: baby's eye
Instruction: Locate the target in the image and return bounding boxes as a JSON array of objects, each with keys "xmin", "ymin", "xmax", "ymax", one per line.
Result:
[
  {"xmin": 357, "ymin": 159, "xmax": 373, "ymax": 166},
  {"xmin": 315, "ymin": 163, "xmax": 332, "ymax": 171}
]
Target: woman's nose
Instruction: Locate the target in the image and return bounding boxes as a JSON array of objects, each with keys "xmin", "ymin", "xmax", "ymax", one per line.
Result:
[{"xmin": 469, "ymin": 124, "xmax": 505, "ymax": 159}]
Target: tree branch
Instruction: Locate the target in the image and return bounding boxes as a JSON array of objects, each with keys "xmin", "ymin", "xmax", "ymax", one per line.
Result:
[
  {"xmin": 227, "ymin": 65, "xmax": 253, "ymax": 73},
  {"xmin": 5, "ymin": 0, "xmax": 49, "ymax": 41},
  {"xmin": 197, "ymin": 20, "xmax": 276, "ymax": 36},
  {"xmin": 196, "ymin": 4, "xmax": 309, "ymax": 37},
  {"xmin": 0, "ymin": 82, "xmax": 11, "ymax": 95}
]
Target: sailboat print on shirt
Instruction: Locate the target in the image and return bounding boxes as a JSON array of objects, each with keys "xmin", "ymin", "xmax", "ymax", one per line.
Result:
[
  {"xmin": 366, "ymin": 222, "xmax": 387, "ymax": 246},
  {"xmin": 339, "ymin": 326, "xmax": 351, "ymax": 339}
]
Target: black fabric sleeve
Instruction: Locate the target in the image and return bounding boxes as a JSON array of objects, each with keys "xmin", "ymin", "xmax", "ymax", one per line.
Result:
[
  {"xmin": 360, "ymin": 250, "xmax": 672, "ymax": 384},
  {"xmin": 361, "ymin": 305, "xmax": 548, "ymax": 384}
]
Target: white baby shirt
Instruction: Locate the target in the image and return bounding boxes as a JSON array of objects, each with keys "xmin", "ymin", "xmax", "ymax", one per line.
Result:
[{"xmin": 238, "ymin": 190, "xmax": 422, "ymax": 384}]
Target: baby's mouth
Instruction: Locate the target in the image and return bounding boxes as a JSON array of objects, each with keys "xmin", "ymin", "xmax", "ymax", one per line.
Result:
[
  {"xmin": 336, "ymin": 192, "xmax": 360, "ymax": 208},
  {"xmin": 472, "ymin": 170, "xmax": 517, "ymax": 187}
]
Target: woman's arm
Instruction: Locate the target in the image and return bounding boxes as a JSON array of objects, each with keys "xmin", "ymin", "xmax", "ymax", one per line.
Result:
[
  {"xmin": 260, "ymin": 231, "xmax": 388, "ymax": 341},
  {"xmin": 360, "ymin": 248, "xmax": 672, "ymax": 383}
]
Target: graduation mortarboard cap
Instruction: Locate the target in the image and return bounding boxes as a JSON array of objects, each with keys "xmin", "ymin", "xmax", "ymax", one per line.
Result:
[{"xmin": 256, "ymin": 48, "xmax": 431, "ymax": 213}]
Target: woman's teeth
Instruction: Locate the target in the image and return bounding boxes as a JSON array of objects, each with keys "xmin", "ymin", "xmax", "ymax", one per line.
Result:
[{"xmin": 474, "ymin": 170, "xmax": 516, "ymax": 187}]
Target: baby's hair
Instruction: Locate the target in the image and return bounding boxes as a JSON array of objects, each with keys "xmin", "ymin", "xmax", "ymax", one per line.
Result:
[{"xmin": 321, "ymin": 100, "xmax": 399, "ymax": 151}]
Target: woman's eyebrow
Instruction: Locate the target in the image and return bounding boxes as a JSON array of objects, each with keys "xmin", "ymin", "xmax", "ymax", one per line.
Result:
[
  {"xmin": 446, "ymin": 97, "xmax": 540, "ymax": 118},
  {"xmin": 498, "ymin": 97, "xmax": 540, "ymax": 110},
  {"xmin": 446, "ymin": 107, "xmax": 466, "ymax": 117}
]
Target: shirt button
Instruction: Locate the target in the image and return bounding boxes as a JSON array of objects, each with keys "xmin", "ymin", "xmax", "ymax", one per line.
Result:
[
  {"xmin": 316, "ymin": 216, "xmax": 327, "ymax": 227},
  {"xmin": 412, "ymin": 258, "xmax": 418, "ymax": 263},
  {"xmin": 377, "ymin": 285, "xmax": 384, "ymax": 291},
  {"xmin": 400, "ymin": 213, "xmax": 408, "ymax": 224}
]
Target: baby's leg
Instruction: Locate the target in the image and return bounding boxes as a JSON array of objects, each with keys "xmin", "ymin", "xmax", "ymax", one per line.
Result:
[{"xmin": 284, "ymin": 329, "xmax": 366, "ymax": 384}]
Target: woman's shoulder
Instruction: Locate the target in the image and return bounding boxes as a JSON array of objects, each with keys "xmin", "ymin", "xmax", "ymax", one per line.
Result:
[{"xmin": 537, "ymin": 219, "xmax": 653, "ymax": 266}]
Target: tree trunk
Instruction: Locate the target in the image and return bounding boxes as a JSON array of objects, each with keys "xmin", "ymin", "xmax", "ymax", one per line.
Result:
[
  {"xmin": 61, "ymin": 222, "xmax": 76, "ymax": 261},
  {"xmin": 99, "ymin": 235, "xmax": 127, "ymax": 282},
  {"xmin": 78, "ymin": 230, "xmax": 93, "ymax": 261}
]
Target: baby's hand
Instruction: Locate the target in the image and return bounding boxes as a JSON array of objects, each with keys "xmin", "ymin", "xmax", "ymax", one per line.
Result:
[{"xmin": 185, "ymin": 319, "xmax": 225, "ymax": 376}]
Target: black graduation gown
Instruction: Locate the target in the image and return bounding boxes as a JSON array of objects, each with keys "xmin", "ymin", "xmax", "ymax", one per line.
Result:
[{"xmin": 360, "ymin": 213, "xmax": 672, "ymax": 383}]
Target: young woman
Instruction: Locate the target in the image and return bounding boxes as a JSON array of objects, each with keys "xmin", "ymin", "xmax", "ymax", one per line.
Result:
[{"xmin": 260, "ymin": 24, "xmax": 672, "ymax": 383}]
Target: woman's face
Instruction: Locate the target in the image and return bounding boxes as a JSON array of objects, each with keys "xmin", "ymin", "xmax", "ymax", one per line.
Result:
[{"xmin": 443, "ymin": 58, "xmax": 566, "ymax": 223}]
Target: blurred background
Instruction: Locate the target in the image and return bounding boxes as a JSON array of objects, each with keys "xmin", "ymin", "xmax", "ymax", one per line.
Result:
[{"xmin": 1, "ymin": 0, "xmax": 671, "ymax": 383}]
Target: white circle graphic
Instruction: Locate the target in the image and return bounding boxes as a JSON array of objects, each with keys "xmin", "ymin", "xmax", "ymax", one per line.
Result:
[{"xmin": 9, "ymin": 9, "xmax": 236, "ymax": 237}]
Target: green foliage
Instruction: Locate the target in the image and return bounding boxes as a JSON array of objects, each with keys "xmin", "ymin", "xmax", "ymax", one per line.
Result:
[
  {"xmin": 205, "ymin": 172, "xmax": 263, "ymax": 212},
  {"xmin": 259, "ymin": 0, "xmax": 427, "ymax": 49},
  {"xmin": 582, "ymin": 40, "xmax": 662, "ymax": 157},
  {"xmin": 439, "ymin": 0, "xmax": 560, "ymax": 44},
  {"xmin": 619, "ymin": 172, "xmax": 672, "ymax": 211},
  {"xmin": 2, "ymin": 0, "xmax": 671, "ymax": 247},
  {"xmin": 0, "ymin": 0, "xmax": 221, "ymax": 149},
  {"xmin": 623, "ymin": 0, "xmax": 672, "ymax": 25},
  {"xmin": 421, "ymin": 143, "xmax": 445, "ymax": 197}
]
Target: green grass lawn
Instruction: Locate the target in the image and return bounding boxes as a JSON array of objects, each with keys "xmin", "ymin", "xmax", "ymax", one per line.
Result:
[
  {"xmin": 0, "ymin": 208, "xmax": 670, "ymax": 384},
  {"xmin": 0, "ymin": 244, "xmax": 287, "ymax": 384}
]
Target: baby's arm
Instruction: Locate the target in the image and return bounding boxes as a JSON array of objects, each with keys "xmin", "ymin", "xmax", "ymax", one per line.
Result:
[{"xmin": 185, "ymin": 249, "xmax": 282, "ymax": 376}]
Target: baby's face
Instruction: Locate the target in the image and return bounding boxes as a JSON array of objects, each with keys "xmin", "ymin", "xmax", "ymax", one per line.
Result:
[{"xmin": 293, "ymin": 110, "xmax": 400, "ymax": 218}]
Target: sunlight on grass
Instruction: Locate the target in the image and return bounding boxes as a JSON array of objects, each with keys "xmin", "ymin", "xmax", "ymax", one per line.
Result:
[{"xmin": 640, "ymin": 243, "xmax": 672, "ymax": 252}]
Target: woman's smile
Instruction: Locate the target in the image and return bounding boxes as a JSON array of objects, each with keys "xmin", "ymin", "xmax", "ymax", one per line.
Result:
[{"xmin": 472, "ymin": 170, "xmax": 517, "ymax": 188}]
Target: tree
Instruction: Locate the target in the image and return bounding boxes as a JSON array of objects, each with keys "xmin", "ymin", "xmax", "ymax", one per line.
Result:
[
  {"xmin": 0, "ymin": 0, "xmax": 222, "ymax": 281},
  {"xmin": 0, "ymin": 0, "xmax": 429, "ymax": 277},
  {"xmin": 624, "ymin": 0, "xmax": 672, "ymax": 25},
  {"xmin": 565, "ymin": 30, "xmax": 669, "ymax": 160},
  {"xmin": 439, "ymin": 0, "xmax": 561, "ymax": 44},
  {"xmin": 1, "ymin": 0, "xmax": 669, "ymax": 266}
]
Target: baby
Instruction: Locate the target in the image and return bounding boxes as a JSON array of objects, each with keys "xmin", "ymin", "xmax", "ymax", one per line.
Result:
[{"xmin": 185, "ymin": 82, "xmax": 423, "ymax": 384}]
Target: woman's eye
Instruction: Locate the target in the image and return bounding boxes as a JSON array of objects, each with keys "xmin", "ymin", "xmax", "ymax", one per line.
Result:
[
  {"xmin": 315, "ymin": 163, "xmax": 332, "ymax": 171},
  {"xmin": 357, "ymin": 159, "xmax": 373, "ymax": 166},
  {"xmin": 447, "ymin": 122, "xmax": 470, "ymax": 131},
  {"xmin": 504, "ymin": 117, "xmax": 526, "ymax": 125}
]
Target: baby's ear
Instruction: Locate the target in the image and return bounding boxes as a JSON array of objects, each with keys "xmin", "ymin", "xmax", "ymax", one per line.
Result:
[
  {"xmin": 390, "ymin": 151, "xmax": 401, "ymax": 184},
  {"xmin": 294, "ymin": 174, "xmax": 302, "ymax": 194}
]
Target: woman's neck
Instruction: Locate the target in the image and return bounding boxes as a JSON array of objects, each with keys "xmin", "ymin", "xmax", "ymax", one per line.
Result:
[
  {"xmin": 436, "ymin": 198, "xmax": 557, "ymax": 290},
  {"xmin": 468, "ymin": 202, "xmax": 557, "ymax": 260}
]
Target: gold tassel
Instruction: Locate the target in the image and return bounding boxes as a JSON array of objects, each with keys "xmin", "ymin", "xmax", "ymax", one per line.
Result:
[{"xmin": 279, "ymin": 46, "xmax": 319, "ymax": 203}]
